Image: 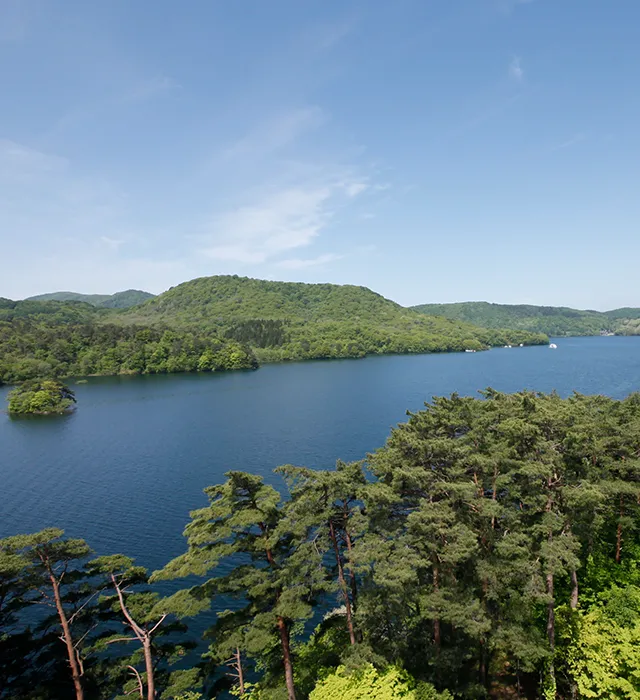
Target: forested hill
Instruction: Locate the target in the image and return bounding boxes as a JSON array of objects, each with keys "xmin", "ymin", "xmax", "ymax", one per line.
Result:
[
  {"xmin": 0, "ymin": 276, "xmax": 548, "ymax": 383},
  {"xmin": 26, "ymin": 289, "xmax": 154, "ymax": 309},
  {"xmin": 120, "ymin": 275, "xmax": 548, "ymax": 362},
  {"xmin": 412, "ymin": 301, "xmax": 640, "ymax": 336},
  {"xmin": 122, "ymin": 275, "xmax": 408, "ymax": 324}
]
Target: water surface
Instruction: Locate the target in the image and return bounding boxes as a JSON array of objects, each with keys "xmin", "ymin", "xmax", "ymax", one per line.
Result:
[{"xmin": 1, "ymin": 336, "xmax": 639, "ymax": 570}]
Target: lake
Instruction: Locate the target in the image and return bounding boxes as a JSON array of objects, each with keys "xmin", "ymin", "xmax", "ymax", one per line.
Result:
[{"xmin": 1, "ymin": 336, "xmax": 640, "ymax": 572}]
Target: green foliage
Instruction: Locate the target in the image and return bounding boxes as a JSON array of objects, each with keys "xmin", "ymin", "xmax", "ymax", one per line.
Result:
[
  {"xmin": 0, "ymin": 320, "xmax": 257, "ymax": 384},
  {"xmin": 4, "ymin": 390, "xmax": 640, "ymax": 698},
  {"xmin": 26, "ymin": 289, "xmax": 155, "ymax": 308},
  {"xmin": 412, "ymin": 300, "xmax": 640, "ymax": 336},
  {"xmin": 309, "ymin": 664, "xmax": 451, "ymax": 700},
  {"xmin": 7, "ymin": 379, "xmax": 76, "ymax": 414},
  {"xmin": 565, "ymin": 587, "xmax": 640, "ymax": 698},
  {"xmin": 1, "ymin": 277, "xmax": 550, "ymax": 384},
  {"xmin": 121, "ymin": 275, "xmax": 548, "ymax": 362}
]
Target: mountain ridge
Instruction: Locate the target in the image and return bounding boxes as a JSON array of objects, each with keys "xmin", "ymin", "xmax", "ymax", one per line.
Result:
[
  {"xmin": 26, "ymin": 289, "xmax": 154, "ymax": 309},
  {"xmin": 411, "ymin": 301, "xmax": 640, "ymax": 336}
]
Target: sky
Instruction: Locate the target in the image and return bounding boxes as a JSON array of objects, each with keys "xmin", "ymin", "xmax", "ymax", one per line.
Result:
[{"xmin": 1, "ymin": 0, "xmax": 639, "ymax": 309}]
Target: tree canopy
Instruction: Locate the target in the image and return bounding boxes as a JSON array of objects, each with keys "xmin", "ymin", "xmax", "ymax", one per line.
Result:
[
  {"xmin": 7, "ymin": 379, "xmax": 76, "ymax": 414},
  {"xmin": 3, "ymin": 389, "xmax": 640, "ymax": 698}
]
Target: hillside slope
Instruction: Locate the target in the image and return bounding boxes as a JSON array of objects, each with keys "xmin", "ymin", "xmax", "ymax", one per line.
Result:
[
  {"xmin": 122, "ymin": 275, "xmax": 548, "ymax": 361},
  {"xmin": 1, "ymin": 277, "xmax": 549, "ymax": 382},
  {"xmin": 411, "ymin": 301, "xmax": 640, "ymax": 336},
  {"xmin": 26, "ymin": 289, "xmax": 154, "ymax": 309}
]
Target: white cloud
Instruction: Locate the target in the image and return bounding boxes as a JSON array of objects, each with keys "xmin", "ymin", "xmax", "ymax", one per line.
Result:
[
  {"xmin": 201, "ymin": 179, "xmax": 367, "ymax": 264},
  {"xmin": 508, "ymin": 56, "xmax": 524, "ymax": 82},
  {"xmin": 344, "ymin": 182, "xmax": 368, "ymax": 198},
  {"xmin": 277, "ymin": 253, "xmax": 342, "ymax": 269}
]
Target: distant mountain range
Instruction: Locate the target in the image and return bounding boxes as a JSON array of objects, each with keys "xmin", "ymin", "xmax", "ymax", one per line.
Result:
[
  {"xmin": 411, "ymin": 302, "xmax": 640, "ymax": 337},
  {"xmin": 26, "ymin": 290, "xmax": 155, "ymax": 309}
]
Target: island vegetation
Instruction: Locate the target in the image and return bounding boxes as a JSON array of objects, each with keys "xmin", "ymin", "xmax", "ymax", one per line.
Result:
[
  {"xmin": 0, "ymin": 277, "xmax": 548, "ymax": 387},
  {"xmin": 2, "ymin": 390, "xmax": 640, "ymax": 699},
  {"xmin": 7, "ymin": 379, "xmax": 76, "ymax": 415},
  {"xmin": 412, "ymin": 301, "xmax": 640, "ymax": 337}
]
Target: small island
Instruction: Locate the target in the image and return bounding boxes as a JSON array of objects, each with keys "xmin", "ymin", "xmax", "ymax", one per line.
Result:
[{"xmin": 7, "ymin": 379, "xmax": 77, "ymax": 415}]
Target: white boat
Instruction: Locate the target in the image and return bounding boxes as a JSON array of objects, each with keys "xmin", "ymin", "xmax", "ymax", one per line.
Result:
[
  {"xmin": 549, "ymin": 343, "xmax": 558, "ymax": 349},
  {"xmin": 465, "ymin": 349, "xmax": 476, "ymax": 353}
]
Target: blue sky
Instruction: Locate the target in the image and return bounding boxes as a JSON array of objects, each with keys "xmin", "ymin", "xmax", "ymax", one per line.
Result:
[{"xmin": 1, "ymin": 0, "xmax": 639, "ymax": 309}]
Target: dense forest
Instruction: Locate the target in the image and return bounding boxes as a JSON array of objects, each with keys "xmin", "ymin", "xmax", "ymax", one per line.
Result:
[
  {"xmin": 3, "ymin": 390, "xmax": 640, "ymax": 699},
  {"xmin": 411, "ymin": 301, "xmax": 640, "ymax": 337},
  {"xmin": 26, "ymin": 290, "xmax": 155, "ymax": 309},
  {"xmin": 0, "ymin": 318, "xmax": 257, "ymax": 384},
  {"xmin": 0, "ymin": 278, "xmax": 548, "ymax": 385}
]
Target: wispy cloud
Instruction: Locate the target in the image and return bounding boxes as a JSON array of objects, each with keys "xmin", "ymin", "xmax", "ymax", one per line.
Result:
[
  {"xmin": 222, "ymin": 107, "xmax": 326, "ymax": 162},
  {"xmin": 0, "ymin": 139, "xmax": 67, "ymax": 181},
  {"xmin": 343, "ymin": 182, "xmax": 368, "ymax": 198},
  {"xmin": 120, "ymin": 75, "xmax": 180, "ymax": 103},
  {"xmin": 508, "ymin": 56, "xmax": 524, "ymax": 82},
  {"xmin": 100, "ymin": 236, "xmax": 123, "ymax": 251},
  {"xmin": 201, "ymin": 178, "xmax": 366, "ymax": 265},
  {"xmin": 277, "ymin": 253, "xmax": 342, "ymax": 269},
  {"xmin": 550, "ymin": 133, "xmax": 586, "ymax": 152}
]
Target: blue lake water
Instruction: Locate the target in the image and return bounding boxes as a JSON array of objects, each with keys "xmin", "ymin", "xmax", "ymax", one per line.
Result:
[{"xmin": 1, "ymin": 336, "xmax": 640, "ymax": 572}]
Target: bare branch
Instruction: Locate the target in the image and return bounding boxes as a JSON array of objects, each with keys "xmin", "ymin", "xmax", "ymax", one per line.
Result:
[
  {"xmin": 106, "ymin": 636, "xmax": 137, "ymax": 645},
  {"xmin": 127, "ymin": 665, "xmax": 144, "ymax": 699},
  {"xmin": 148, "ymin": 614, "xmax": 167, "ymax": 637}
]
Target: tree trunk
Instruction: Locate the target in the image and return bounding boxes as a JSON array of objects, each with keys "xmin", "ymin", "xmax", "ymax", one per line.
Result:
[
  {"xmin": 263, "ymin": 533, "xmax": 297, "ymax": 699},
  {"xmin": 143, "ymin": 640, "xmax": 155, "ymax": 700},
  {"xmin": 343, "ymin": 508, "xmax": 358, "ymax": 609},
  {"xmin": 568, "ymin": 569, "xmax": 579, "ymax": 699},
  {"xmin": 570, "ymin": 569, "xmax": 579, "ymax": 610},
  {"xmin": 236, "ymin": 647, "xmax": 245, "ymax": 696},
  {"xmin": 545, "ymin": 484, "xmax": 557, "ymax": 700},
  {"xmin": 50, "ymin": 575, "xmax": 84, "ymax": 700},
  {"xmin": 491, "ymin": 466, "xmax": 498, "ymax": 529},
  {"xmin": 433, "ymin": 565, "xmax": 441, "ymax": 653},
  {"xmin": 329, "ymin": 519, "xmax": 356, "ymax": 645},
  {"xmin": 546, "ymin": 570, "xmax": 556, "ymax": 696},
  {"xmin": 277, "ymin": 616, "xmax": 297, "ymax": 700},
  {"xmin": 479, "ymin": 641, "xmax": 488, "ymax": 688},
  {"xmin": 111, "ymin": 574, "xmax": 161, "ymax": 700},
  {"xmin": 616, "ymin": 496, "xmax": 624, "ymax": 564}
]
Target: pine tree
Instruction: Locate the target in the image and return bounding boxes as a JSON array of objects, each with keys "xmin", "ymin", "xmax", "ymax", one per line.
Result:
[
  {"xmin": 277, "ymin": 460, "xmax": 367, "ymax": 646},
  {"xmin": 152, "ymin": 471, "xmax": 329, "ymax": 700},
  {"xmin": 0, "ymin": 529, "xmax": 92, "ymax": 700}
]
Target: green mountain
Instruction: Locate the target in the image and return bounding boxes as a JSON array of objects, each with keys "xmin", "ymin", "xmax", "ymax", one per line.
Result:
[
  {"xmin": 122, "ymin": 275, "xmax": 548, "ymax": 362},
  {"xmin": 411, "ymin": 301, "xmax": 640, "ymax": 337},
  {"xmin": 26, "ymin": 289, "xmax": 154, "ymax": 309},
  {"xmin": 1, "ymin": 276, "xmax": 550, "ymax": 384}
]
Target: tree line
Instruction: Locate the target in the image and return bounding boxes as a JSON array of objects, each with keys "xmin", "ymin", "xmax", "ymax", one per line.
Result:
[
  {"xmin": 3, "ymin": 390, "xmax": 640, "ymax": 698},
  {"xmin": 0, "ymin": 320, "xmax": 258, "ymax": 385}
]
